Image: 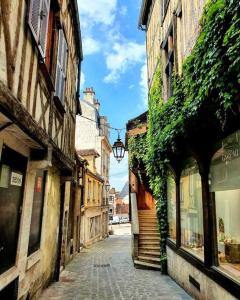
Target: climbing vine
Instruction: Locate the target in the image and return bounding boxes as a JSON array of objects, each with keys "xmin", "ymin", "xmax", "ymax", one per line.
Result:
[{"xmin": 128, "ymin": 0, "xmax": 240, "ymax": 270}]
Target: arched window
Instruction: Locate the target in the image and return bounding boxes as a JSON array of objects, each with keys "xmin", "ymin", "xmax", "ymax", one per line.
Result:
[
  {"xmin": 167, "ymin": 170, "xmax": 177, "ymax": 242},
  {"xmin": 210, "ymin": 130, "xmax": 240, "ymax": 282},
  {"xmin": 180, "ymin": 158, "xmax": 204, "ymax": 259}
]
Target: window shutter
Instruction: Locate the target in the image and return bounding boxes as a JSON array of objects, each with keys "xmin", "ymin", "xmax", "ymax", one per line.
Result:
[
  {"xmin": 28, "ymin": 0, "xmax": 42, "ymax": 43},
  {"xmin": 39, "ymin": 0, "xmax": 50, "ymax": 57},
  {"xmin": 55, "ymin": 29, "xmax": 68, "ymax": 104}
]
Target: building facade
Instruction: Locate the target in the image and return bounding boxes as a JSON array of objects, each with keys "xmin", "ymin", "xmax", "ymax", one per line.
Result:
[
  {"xmin": 0, "ymin": 0, "xmax": 82, "ymax": 298},
  {"xmin": 77, "ymin": 150, "xmax": 108, "ymax": 247},
  {"xmin": 75, "ymin": 88, "xmax": 111, "ymax": 246},
  {"xmin": 139, "ymin": 0, "xmax": 240, "ymax": 298}
]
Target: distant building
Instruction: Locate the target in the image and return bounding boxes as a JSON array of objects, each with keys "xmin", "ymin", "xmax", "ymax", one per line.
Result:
[
  {"xmin": 109, "ymin": 188, "xmax": 116, "ymax": 220},
  {"xmin": 75, "ymin": 88, "xmax": 111, "ymax": 246}
]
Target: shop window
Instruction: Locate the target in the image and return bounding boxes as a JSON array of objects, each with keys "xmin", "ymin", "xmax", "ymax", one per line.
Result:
[
  {"xmin": 28, "ymin": 170, "xmax": 46, "ymax": 256},
  {"xmin": 210, "ymin": 130, "xmax": 240, "ymax": 282},
  {"xmin": 167, "ymin": 171, "xmax": 177, "ymax": 242},
  {"xmin": 180, "ymin": 158, "xmax": 204, "ymax": 259}
]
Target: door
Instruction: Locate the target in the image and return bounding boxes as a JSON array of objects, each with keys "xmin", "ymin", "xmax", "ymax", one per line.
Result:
[{"xmin": 0, "ymin": 145, "xmax": 27, "ymax": 274}]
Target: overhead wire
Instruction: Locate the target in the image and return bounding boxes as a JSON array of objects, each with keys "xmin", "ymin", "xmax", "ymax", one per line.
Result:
[{"xmin": 79, "ymin": 115, "xmax": 125, "ymax": 132}]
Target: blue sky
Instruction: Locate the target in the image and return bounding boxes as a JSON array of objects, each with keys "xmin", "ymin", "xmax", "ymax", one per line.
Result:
[{"xmin": 77, "ymin": 0, "xmax": 147, "ymax": 191}]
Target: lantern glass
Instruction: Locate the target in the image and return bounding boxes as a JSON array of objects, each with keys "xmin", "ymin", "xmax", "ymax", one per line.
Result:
[{"xmin": 112, "ymin": 140, "xmax": 125, "ymax": 162}]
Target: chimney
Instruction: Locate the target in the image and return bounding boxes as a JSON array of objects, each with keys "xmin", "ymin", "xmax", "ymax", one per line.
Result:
[
  {"xmin": 83, "ymin": 87, "xmax": 95, "ymax": 105},
  {"xmin": 94, "ymin": 99, "xmax": 100, "ymax": 111}
]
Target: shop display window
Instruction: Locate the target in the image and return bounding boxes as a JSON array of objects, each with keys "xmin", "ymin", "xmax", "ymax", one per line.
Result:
[
  {"xmin": 210, "ymin": 130, "xmax": 240, "ymax": 282},
  {"xmin": 180, "ymin": 158, "xmax": 204, "ymax": 259},
  {"xmin": 167, "ymin": 171, "xmax": 177, "ymax": 242}
]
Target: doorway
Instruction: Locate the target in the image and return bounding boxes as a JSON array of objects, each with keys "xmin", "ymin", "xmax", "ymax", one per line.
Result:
[{"xmin": 0, "ymin": 145, "xmax": 27, "ymax": 274}]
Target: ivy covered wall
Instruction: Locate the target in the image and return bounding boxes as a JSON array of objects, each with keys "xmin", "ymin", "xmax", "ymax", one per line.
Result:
[{"xmin": 128, "ymin": 0, "xmax": 240, "ymax": 270}]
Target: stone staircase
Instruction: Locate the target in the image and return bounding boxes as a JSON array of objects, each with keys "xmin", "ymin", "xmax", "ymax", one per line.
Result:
[{"xmin": 134, "ymin": 209, "xmax": 161, "ymax": 270}]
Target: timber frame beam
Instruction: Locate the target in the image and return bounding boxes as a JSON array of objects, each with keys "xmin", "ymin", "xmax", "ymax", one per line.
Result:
[{"xmin": 0, "ymin": 79, "xmax": 74, "ymax": 172}]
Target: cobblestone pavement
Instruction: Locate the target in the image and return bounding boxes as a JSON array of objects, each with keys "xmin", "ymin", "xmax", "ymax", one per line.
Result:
[{"xmin": 40, "ymin": 225, "xmax": 192, "ymax": 300}]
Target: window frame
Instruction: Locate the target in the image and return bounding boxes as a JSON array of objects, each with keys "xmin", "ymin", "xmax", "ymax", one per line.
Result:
[
  {"xmin": 28, "ymin": 170, "xmax": 47, "ymax": 256},
  {"xmin": 166, "ymin": 148, "xmax": 240, "ymax": 298}
]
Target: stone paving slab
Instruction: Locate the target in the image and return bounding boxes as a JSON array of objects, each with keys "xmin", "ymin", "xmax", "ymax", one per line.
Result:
[{"xmin": 40, "ymin": 227, "xmax": 192, "ymax": 300}]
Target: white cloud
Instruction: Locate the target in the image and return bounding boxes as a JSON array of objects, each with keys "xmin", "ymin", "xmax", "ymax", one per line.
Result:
[
  {"xmin": 82, "ymin": 37, "xmax": 101, "ymax": 56},
  {"xmin": 104, "ymin": 42, "xmax": 146, "ymax": 83},
  {"xmin": 139, "ymin": 62, "xmax": 148, "ymax": 109},
  {"xmin": 109, "ymin": 152, "xmax": 128, "ymax": 192},
  {"xmin": 119, "ymin": 6, "xmax": 127, "ymax": 16},
  {"xmin": 77, "ymin": 0, "xmax": 117, "ymax": 26}
]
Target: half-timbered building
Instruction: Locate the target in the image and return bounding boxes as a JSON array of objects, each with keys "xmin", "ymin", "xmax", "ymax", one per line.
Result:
[{"xmin": 0, "ymin": 0, "xmax": 82, "ymax": 298}]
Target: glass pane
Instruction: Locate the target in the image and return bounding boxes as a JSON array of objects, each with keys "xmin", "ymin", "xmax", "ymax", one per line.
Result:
[
  {"xmin": 28, "ymin": 170, "xmax": 46, "ymax": 255},
  {"xmin": 167, "ymin": 172, "xmax": 176, "ymax": 241},
  {"xmin": 210, "ymin": 130, "xmax": 240, "ymax": 282},
  {"xmin": 180, "ymin": 158, "xmax": 204, "ymax": 260}
]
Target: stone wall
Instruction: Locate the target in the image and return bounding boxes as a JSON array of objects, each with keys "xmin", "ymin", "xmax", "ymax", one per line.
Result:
[{"xmin": 167, "ymin": 247, "xmax": 237, "ymax": 300}]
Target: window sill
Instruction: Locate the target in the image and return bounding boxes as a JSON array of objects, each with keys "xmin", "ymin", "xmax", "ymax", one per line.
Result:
[
  {"xmin": 26, "ymin": 250, "xmax": 41, "ymax": 271},
  {"xmin": 0, "ymin": 266, "xmax": 18, "ymax": 289}
]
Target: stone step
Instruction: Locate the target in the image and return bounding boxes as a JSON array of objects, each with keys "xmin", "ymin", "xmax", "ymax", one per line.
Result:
[
  {"xmin": 139, "ymin": 230, "xmax": 159, "ymax": 234},
  {"xmin": 139, "ymin": 250, "xmax": 160, "ymax": 257},
  {"xmin": 139, "ymin": 222, "xmax": 158, "ymax": 226},
  {"xmin": 138, "ymin": 255, "xmax": 161, "ymax": 264},
  {"xmin": 134, "ymin": 260, "xmax": 161, "ymax": 271},
  {"xmin": 138, "ymin": 217, "xmax": 157, "ymax": 223},
  {"xmin": 139, "ymin": 225, "xmax": 158, "ymax": 229},
  {"xmin": 139, "ymin": 241, "xmax": 160, "ymax": 247},
  {"xmin": 138, "ymin": 210, "xmax": 156, "ymax": 213},
  {"xmin": 139, "ymin": 233, "xmax": 160, "ymax": 236},
  {"xmin": 139, "ymin": 245, "xmax": 160, "ymax": 250},
  {"xmin": 139, "ymin": 236, "xmax": 160, "ymax": 240}
]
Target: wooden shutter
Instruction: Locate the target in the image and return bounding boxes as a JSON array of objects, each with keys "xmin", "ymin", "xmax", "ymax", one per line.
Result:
[
  {"xmin": 55, "ymin": 29, "xmax": 68, "ymax": 104},
  {"xmin": 39, "ymin": 0, "xmax": 50, "ymax": 57},
  {"xmin": 28, "ymin": 0, "xmax": 50, "ymax": 58},
  {"xmin": 28, "ymin": 0, "xmax": 42, "ymax": 43}
]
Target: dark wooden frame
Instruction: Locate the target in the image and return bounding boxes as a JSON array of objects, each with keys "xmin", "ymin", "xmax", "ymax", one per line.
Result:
[{"xmin": 166, "ymin": 146, "xmax": 240, "ymax": 298}]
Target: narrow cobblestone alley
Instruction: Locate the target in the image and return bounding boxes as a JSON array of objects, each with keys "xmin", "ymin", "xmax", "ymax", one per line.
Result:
[{"xmin": 40, "ymin": 225, "xmax": 192, "ymax": 300}]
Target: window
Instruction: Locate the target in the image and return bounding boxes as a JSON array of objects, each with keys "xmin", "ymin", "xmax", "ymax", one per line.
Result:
[
  {"xmin": 167, "ymin": 171, "xmax": 177, "ymax": 242},
  {"xmin": 87, "ymin": 179, "xmax": 91, "ymax": 200},
  {"xmin": 55, "ymin": 29, "xmax": 68, "ymax": 104},
  {"xmin": 28, "ymin": 170, "xmax": 46, "ymax": 255},
  {"xmin": 210, "ymin": 130, "xmax": 240, "ymax": 282},
  {"xmin": 161, "ymin": 0, "xmax": 170, "ymax": 23},
  {"xmin": 28, "ymin": 0, "xmax": 50, "ymax": 57},
  {"xmin": 180, "ymin": 158, "xmax": 204, "ymax": 259},
  {"xmin": 99, "ymin": 184, "xmax": 102, "ymax": 203},
  {"xmin": 164, "ymin": 28, "xmax": 174, "ymax": 99},
  {"xmin": 93, "ymin": 181, "xmax": 96, "ymax": 201},
  {"xmin": 28, "ymin": 0, "xmax": 68, "ymax": 103}
]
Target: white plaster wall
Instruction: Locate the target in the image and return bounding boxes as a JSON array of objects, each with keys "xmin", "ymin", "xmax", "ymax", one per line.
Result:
[
  {"xmin": 167, "ymin": 247, "xmax": 237, "ymax": 300},
  {"xmin": 75, "ymin": 101, "xmax": 99, "ymax": 151}
]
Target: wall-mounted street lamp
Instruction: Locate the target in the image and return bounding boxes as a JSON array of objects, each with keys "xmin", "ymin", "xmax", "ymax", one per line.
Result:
[{"xmin": 112, "ymin": 131, "xmax": 125, "ymax": 163}]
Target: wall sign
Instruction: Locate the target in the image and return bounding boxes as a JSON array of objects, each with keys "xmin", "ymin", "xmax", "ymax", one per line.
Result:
[{"xmin": 10, "ymin": 172, "xmax": 23, "ymax": 186}]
